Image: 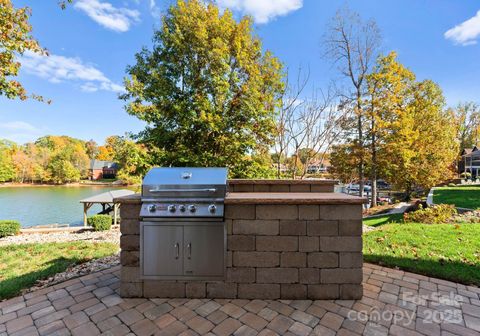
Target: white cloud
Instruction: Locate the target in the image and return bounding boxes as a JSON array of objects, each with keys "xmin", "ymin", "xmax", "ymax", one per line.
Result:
[
  {"xmin": 217, "ymin": 0, "xmax": 302, "ymax": 24},
  {"xmin": 0, "ymin": 121, "xmax": 37, "ymax": 132},
  {"xmin": 149, "ymin": 0, "xmax": 161, "ymax": 18},
  {"xmin": 74, "ymin": 0, "xmax": 140, "ymax": 32},
  {"xmin": 445, "ymin": 10, "xmax": 480, "ymax": 46},
  {"xmin": 20, "ymin": 51, "xmax": 124, "ymax": 93},
  {"xmin": 0, "ymin": 121, "xmax": 45, "ymax": 144}
]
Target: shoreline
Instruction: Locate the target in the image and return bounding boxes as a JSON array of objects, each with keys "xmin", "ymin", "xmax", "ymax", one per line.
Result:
[{"xmin": 0, "ymin": 182, "xmax": 137, "ymax": 188}]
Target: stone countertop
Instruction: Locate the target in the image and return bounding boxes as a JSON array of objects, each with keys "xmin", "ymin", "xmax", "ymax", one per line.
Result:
[
  {"xmin": 224, "ymin": 192, "xmax": 367, "ymax": 205},
  {"xmin": 228, "ymin": 179, "xmax": 337, "ymax": 185},
  {"xmin": 114, "ymin": 192, "xmax": 366, "ymax": 205}
]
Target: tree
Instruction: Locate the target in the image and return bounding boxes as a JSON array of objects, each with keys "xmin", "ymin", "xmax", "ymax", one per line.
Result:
[
  {"xmin": 323, "ymin": 6, "xmax": 381, "ymax": 196},
  {"xmin": 388, "ymin": 80, "xmax": 458, "ymax": 197},
  {"xmin": 121, "ymin": 0, "xmax": 284, "ymax": 178},
  {"xmin": 0, "ymin": 140, "xmax": 15, "ymax": 182},
  {"xmin": 0, "ymin": 0, "xmax": 47, "ymax": 101},
  {"xmin": 364, "ymin": 51, "xmax": 415, "ymax": 206},
  {"xmin": 85, "ymin": 139, "xmax": 99, "ymax": 159},
  {"xmin": 329, "ymin": 143, "xmax": 359, "ymax": 184},
  {"xmin": 35, "ymin": 135, "xmax": 89, "ymax": 181},
  {"xmin": 112, "ymin": 137, "xmax": 151, "ymax": 185},
  {"xmin": 454, "ymin": 102, "xmax": 480, "ymax": 151},
  {"xmin": 273, "ymin": 68, "xmax": 345, "ymax": 179},
  {"xmin": 48, "ymin": 158, "xmax": 80, "ymax": 184}
]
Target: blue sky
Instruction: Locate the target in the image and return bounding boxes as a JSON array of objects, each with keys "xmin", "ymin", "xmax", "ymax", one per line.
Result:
[{"xmin": 1, "ymin": 0, "xmax": 479, "ymax": 145}]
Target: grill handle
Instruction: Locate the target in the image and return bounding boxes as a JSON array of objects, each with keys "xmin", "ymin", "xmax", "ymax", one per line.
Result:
[
  {"xmin": 174, "ymin": 243, "xmax": 179, "ymax": 259},
  {"xmin": 148, "ymin": 188, "xmax": 217, "ymax": 193},
  {"xmin": 187, "ymin": 242, "xmax": 192, "ymax": 259}
]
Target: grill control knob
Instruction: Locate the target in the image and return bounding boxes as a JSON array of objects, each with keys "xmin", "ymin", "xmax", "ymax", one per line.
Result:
[
  {"xmin": 179, "ymin": 205, "xmax": 186, "ymax": 212},
  {"xmin": 188, "ymin": 205, "xmax": 196, "ymax": 213},
  {"xmin": 168, "ymin": 205, "xmax": 176, "ymax": 213},
  {"xmin": 208, "ymin": 204, "xmax": 217, "ymax": 214},
  {"xmin": 148, "ymin": 204, "xmax": 157, "ymax": 212}
]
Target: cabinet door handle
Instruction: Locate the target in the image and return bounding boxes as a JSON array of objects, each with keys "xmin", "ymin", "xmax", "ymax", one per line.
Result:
[
  {"xmin": 187, "ymin": 242, "xmax": 192, "ymax": 259},
  {"xmin": 174, "ymin": 243, "xmax": 179, "ymax": 259}
]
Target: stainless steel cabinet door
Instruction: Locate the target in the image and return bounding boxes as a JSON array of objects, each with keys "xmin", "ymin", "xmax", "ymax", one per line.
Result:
[
  {"xmin": 183, "ymin": 224, "xmax": 225, "ymax": 277},
  {"xmin": 142, "ymin": 224, "xmax": 183, "ymax": 276}
]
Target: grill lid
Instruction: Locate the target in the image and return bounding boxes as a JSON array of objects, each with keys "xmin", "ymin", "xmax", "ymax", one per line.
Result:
[{"xmin": 142, "ymin": 167, "xmax": 228, "ymax": 199}]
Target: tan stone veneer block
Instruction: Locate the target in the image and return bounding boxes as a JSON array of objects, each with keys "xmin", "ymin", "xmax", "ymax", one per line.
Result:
[
  {"xmin": 225, "ymin": 205, "xmax": 255, "ymax": 219},
  {"xmin": 226, "ymin": 268, "xmax": 256, "ymax": 283},
  {"xmin": 120, "ymin": 282, "xmax": 143, "ymax": 298},
  {"xmin": 120, "ymin": 219, "xmax": 140, "ymax": 235},
  {"xmin": 298, "ymin": 205, "xmax": 320, "ymax": 220},
  {"xmin": 308, "ymin": 284, "xmax": 339, "ymax": 299},
  {"xmin": 121, "ymin": 266, "xmax": 140, "ymax": 283},
  {"xmin": 228, "ymin": 235, "xmax": 255, "ymax": 251},
  {"xmin": 280, "ymin": 252, "xmax": 307, "ymax": 267},
  {"xmin": 256, "ymin": 268, "xmax": 298, "ymax": 284},
  {"xmin": 256, "ymin": 205, "xmax": 298, "ymax": 220},
  {"xmin": 279, "ymin": 220, "xmax": 306, "ymax": 235},
  {"xmin": 238, "ymin": 284, "xmax": 280, "ymax": 299},
  {"xmin": 206, "ymin": 283, "xmax": 237, "ymax": 298},
  {"xmin": 233, "ymin": 252, "xmax": 280, "ymax": 267},
  {"xmin": 120, "ymin": 204, "xmax": 141, "ymax": 220},
  {"xmin": 307, "ymin": 220, "xmax": 338, "ymax": 236},
  {"xmin": 144, "ymin": 281, "xmax": 185, "ymax": 298},
  {"xmin": 120, "ymin": 251, "xmax": 139, "ymax": 267},
  {"xmin": 319, "ymin": 205, "xmax": 362, "ymax": 220},
  {"xmin": 232, "ymin": 220, "xmax": 279, "ymax": 235},
  {"xmin": 120, "ymin": 235, "xmax": 140, "ymax": 251},
  {"xmin": 321, "ymin": 268, "xmax": 363, "ymax": 284},
  {"xmin": 186, "ymin": 282, "xmax": 206, "ymax": 298},
  {"xmin": 281, "ymin": 284, "xmax": 307, "ymax": 299},
  {"xmin": 256, "ymin": 236, "xmax": 298, "ymax": 251}
]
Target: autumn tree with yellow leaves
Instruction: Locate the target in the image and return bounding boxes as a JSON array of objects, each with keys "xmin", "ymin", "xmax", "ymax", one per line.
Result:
[
  {"xmin": 121, "ymin": 0, "xmax": 284, "ymax": 178},
  {"xmin": 331, "ymin": 52, "xmax": 458, "ymax": 200}
]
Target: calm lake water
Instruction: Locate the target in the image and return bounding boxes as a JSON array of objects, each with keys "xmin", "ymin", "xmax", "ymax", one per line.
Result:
[{"xmin": 0, "ymin": 186, "xmax": 131, "ymax": 228}]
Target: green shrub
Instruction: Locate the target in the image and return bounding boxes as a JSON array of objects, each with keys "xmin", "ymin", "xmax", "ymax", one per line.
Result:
[
  {"xmin": 87, "ymin": 215, "xmax": 112, "ymax": 231},
  {"xmin": 403, "ymin": 204, "xmax": 457, "ymax": 224},
  {"xmin": 0, "ymin": 220, "xmax": 21, "ymax": 238}
]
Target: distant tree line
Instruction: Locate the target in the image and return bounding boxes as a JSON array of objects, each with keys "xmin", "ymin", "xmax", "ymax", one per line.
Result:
[{"xmin": 0, "ymin": 135, "xmax": 150, "ymax": 184}]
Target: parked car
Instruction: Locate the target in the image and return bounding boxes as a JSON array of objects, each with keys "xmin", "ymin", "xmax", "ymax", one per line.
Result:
[
  {"xmin": 346, "ymin": 183, "xmax": 371, "ymax": 193},
  {"xmin": 365, "ymin": 180, "xmax": 391, "ymax": 190}
]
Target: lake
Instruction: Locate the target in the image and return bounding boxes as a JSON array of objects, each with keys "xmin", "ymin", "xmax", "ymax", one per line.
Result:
[{"xmin": 0, "ymin": 186, "xmax": 133, "ymax": 228}]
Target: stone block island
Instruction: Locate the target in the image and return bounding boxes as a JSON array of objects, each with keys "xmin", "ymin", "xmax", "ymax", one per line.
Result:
[{"xmin": 117, "ymin": 179, "xmax": 367, "ymax": 300}]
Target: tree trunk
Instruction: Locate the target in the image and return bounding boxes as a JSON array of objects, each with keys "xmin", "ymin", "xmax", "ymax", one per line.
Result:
[
  {"xmin": 356, "ymin": 91, "xmax": 364, "ymax": 198},
  {"xmin": 370, "ymin": 112, "xmax": 377, "ymax": 208}
]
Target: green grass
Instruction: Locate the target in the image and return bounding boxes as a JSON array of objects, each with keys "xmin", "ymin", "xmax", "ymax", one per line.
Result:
[
  {"xmin": 363, "ymin": 213, "xmax": 404, "ymax": 227},
  {"xmin": 364, "ymin": 223, "xmax": 480, "ymax": 286},
  {"xmin": 433, "ymin": 185, "xmax": 480, "ymax": 209},
  {"xmin": 0, "ymin": 241, "xmax": 118, "ymax": 299}
]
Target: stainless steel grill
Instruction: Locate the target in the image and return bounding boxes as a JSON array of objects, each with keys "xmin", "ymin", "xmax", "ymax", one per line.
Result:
[
  {"xmin": 139, "ymin": 167, "xmax": 228, "ymax": 280},
  {"xmin": 140, "ymin": 167, "xmax": 228, "ymax": 219}
]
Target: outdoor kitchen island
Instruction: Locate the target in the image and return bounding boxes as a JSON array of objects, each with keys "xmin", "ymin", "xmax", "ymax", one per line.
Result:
[{"xmin": 117, "ymin": 189, "xmax": 367, "ymax": 300}]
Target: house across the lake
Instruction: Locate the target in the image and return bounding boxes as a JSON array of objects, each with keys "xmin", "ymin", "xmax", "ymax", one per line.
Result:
[
  {"xmin": 307, "ymin": 158, "xmax": 331, "ymax": 174},
  {"xmin": 89, "ymin": 160, "xmax": 119, "ymax": 180},
  {"xmin": 459, "ymin": 146, "xmax": 480, "ymax": 178}
]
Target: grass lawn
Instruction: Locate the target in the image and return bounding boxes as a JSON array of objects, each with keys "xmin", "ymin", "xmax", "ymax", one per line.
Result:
[
  {"xmin": 433, "ymin": 185, "xmax": 480, "ymax": 209},
  {"xmin": 0, "ymin": 241, "xmax": 118, "ymax": 299},
  {"xmin": 363, "ymin": 213, "xmax": 404, "ymax": 227},
  {"xmin": 363, "ymin": 223, "xmax": 480, "ymax": 286}
]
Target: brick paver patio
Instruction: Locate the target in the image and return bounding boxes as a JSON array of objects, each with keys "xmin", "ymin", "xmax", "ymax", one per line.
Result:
[{"xmin": 1, "ymin": 263, "xmax": 479, "ymax": 336}]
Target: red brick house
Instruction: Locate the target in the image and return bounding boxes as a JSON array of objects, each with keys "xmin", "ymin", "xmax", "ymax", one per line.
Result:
[{"xmin": 89, "ymin": 160, "xmax": 119, "ymax": 180}]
